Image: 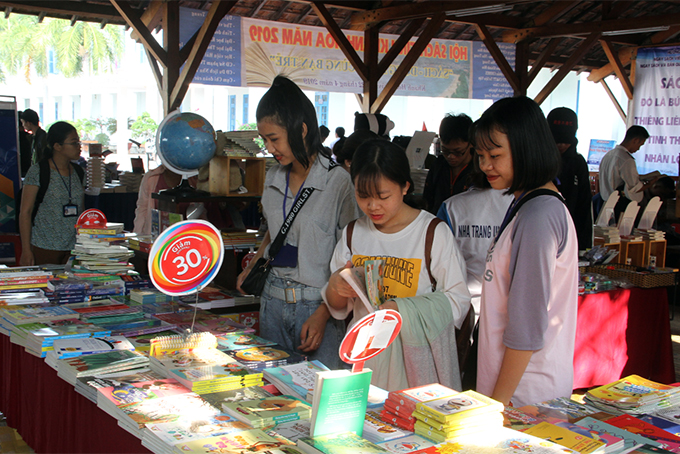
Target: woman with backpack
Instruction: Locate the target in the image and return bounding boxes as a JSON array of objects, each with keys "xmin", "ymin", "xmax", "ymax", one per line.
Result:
[{"xmin": 19, "ymin": 121, "xmax": 84, "ymax": 265}]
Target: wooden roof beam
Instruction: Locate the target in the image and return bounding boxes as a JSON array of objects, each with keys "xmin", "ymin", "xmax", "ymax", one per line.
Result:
[
  {"xmin": 70, "ymin": 15, "xmax": 77, "ymax": 27},
  {"xmin": 130, "ymin": 0, "xmax": 163, "ymax": 43},
  {"xmin": 111, "ymin": 0, "xmax": 167, "ymax": 68},
  {"xmin": 0, "ymin": 1, "xmax": 122, "ymax": 23},
  {"xmin": 3, "ymin": 6, "xmax": 10, "ymax": 19},
  {"xmin": 377, "ymin": 18, "xmax": 426, "ymax": 77},
  {"xmin": 600, "ymin": 79, "xmax": 626, "ymax": 123},
  {"xmin": 37, "ymin": 11, "xmax": 45, "ymax": 23},
  {"xmin": 371, "ymin": 13, "xmax": 446, "ymax": 113},
  {"xmin": 524, "ymin": 0, "xmax": 581, "ymax": 27},
  {"xmin": 503, "ymin": 13, "xmax": 680, "ymax": 43},
  {"xmin": 599, "ymin": 38, "xmax": 634, "ymax": 100},
  {"xmin": 534, "ymin": 32, "xmax": 600, "ymax": 105},
  {"xmin": 169, "ymin": 0, "xmax": 236, "ymax": 112},
  {"xmin": 587, "ymin": 46, "xmax": 636, "ymax": 82},
  {"xmin": 475, "ymin": 22, "xmax": 520, "ymax": 93},
  {"xmin": 311, "ymin": 2, "xmax": 368, "ymax": 80},
  {"xmin": 527, "ymin": 38, "xmax": 560, "ymax": 85}
]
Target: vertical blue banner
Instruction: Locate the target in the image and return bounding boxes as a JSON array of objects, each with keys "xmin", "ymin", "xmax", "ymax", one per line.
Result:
[
  {"xmin": 179, "ymin": 8, "xmax": 242, "ymax": 86},
  {"xmin": 471, "ymin": 41, "xmax": 515, "ymax": 100}
]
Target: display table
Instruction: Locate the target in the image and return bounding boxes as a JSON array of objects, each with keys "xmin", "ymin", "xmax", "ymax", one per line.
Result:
[
  {"xmin": 0, "ymin": 335, "xmax": 150, "ymax": 454},
  {"xmin": 574, "ymin": 287, "xmax": 675, "ymax": 389}
]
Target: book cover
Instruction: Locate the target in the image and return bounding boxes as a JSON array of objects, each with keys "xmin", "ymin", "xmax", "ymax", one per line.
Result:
[
  {"xmin": 53, "ymin": 335, "xmax": 135, "ymax": 359},
  {"xmin": 263, "ymin": 360, "xmax": 330, "ymax": 402},
  {"xmin": 168, "ymin": 363, "xmax": 262, "ymax": 389},
  {"xmin": 387, "ymin": 383, "xmax": 457, "ymax": 414},
  {"xmin": 339, "ymin": 260, "xmax": 385, "ymax": 314},
  {"xmin": 222, "ymin": 395, "xmax": 312, "ymax": 428},
  {"xmin": 121, "ymin": 391, "xmax": 218, "ymax": 429},
  {"xmin": 297, "ymin": 431, "xmax": 389, "ymax": 454},
  {"xmin": 59, "ymin": 349, "xmax": 149, "ymax": 377},
  {"xmin": 227, "ymin": 346, "xmax": 306, "ymax": 371},
  {"xmin": 1, "ymin": 305, "xmax": 79, "ymax": 324},
  {"xmin": 523, "ymin": 421, "xmax": 607, "ymax": 454},
  {"xmin": 555, "ymin": 421, "xmax": 624, "ymax": 453},
  {"xmin": 414, "ymin": 389, "xmax": 504, "ymax": 424},
  {"xmin": 311, "ymin": 369, "xmax": 373, "ymax": 438},
  {"xmin": 577, "ymin": 416, "xmax": 665, "ymax": 452},
  {"xmin": 639, "ymin": 414, "xmax": 680, "ymax": 437},
  {"xmin": 378, "ymin": 434, "xmax": 436, "ymax": 453},
  {"xmin": 200, "ymin": 385, "xmax": 273, "ymax": 410},
  {"xmin": 144, "ymin": 417, "xmax": 249, "ymax": 445},
  {"xmin": 270, "ymin": 420, "xmax": 312, "ymax": 443},
  {"xmin": 173, "ymin": 428, "xmax": 297, "ymax": 453},
  {"xmin": 586, "ymin": 375, "xmax": 679, "ymax": 406},
  {"xmin": 363, "ymin": 409, "xmax": 407, "ymax": 443},
  {"xmin": 217, "ymin": 332, "xmax": 277, "ymax": 351},
  {"xmin": 606, "ymin": 414, "xmax": 680, "ymax": 452}
]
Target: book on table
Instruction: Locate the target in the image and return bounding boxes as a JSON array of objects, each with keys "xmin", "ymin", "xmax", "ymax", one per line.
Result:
[
  {"xmin": 141, "ymin": 414, "xmax": 249, "ymax": 449},
  {"xmin": 554, "ymin": 420, "xmax": 625, "ymax": 454},
  {"xmin": 74, "ymin": 368, "xmax": 163, "ymax": 403},
  {"xmin": 605, "ymin": 414, "xmax": 680, "ymax": 452},
  {"xmin": 584, "ymin": 375, "xmax": 680, "ymax": 414},
  {"xmin": 362, "ymin": 409, "xmax": 407, "ymax": 443},
  {"xmin": 385, "ymin": 383, "xmax": 458, "ymax": 416},
  {"xmin": 226, "ymin": 346, "xmax": 306, "ymax": 371},
  {"xmin": 217, "ymin": 332, "xmax": 277, "ymax": 351},
  {"xmin": 56, "ymin": 349, "xmax": 149, "ymax": 385},
  {"xmin": 167, "ymin": 362, "xmax": 264, "ymax": 393},
  {"xmin": 52, "ymin": 335, "xmax": 135, "ymax": 359},
  {"xmin": 170, "ymin": 428, "xmax": 300, "ymax": 454},
  {"xmin": 576, "ymin": 416, "xmax": 668, "ymax": 452},
  {"xmin": 523, "ymin": 421, "xmax": 607, "ymax": 454},
  {"xmin": 263, "ymin": 360, "xmax": 330, "ymax": 402},
  {"xmin": 297, "ymin": 431, "xmax": 389, "ymax": 454},
  {"xmin": 199, "ymin": 385, "xmax": 273, "ymax": 411},
  {"xmin": 310, "ymin": 368, "xmax": 373, "ymax": 438},
  {"xmin": 414, "ymin": 389, "xmax": 504, "ymax": 425},
  {"xmin": 222, "ymin": 395, "xmax": 312, "ymax": 428}
]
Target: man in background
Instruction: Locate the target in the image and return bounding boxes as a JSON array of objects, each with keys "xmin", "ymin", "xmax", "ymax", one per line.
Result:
[
  {"xmin": 547, "ymin": 107, "xmax": 592, "ymax": 250},
  {"xmin": 423, "ymin": 113, "xmax": 474, "ymax": 214},
  {"xmin": 599, "ymin": 125, "xmax": 660, "ymax": 221},
  {"xmin": 20, "ymin": 109, "xmax": 47, "ymax": 164}
]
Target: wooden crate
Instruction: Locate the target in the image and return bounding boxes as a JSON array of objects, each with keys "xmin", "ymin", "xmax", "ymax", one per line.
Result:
[
  {"xmin": 621, "ymin": 240, "xmax": 646, "ymax": 267},
  {"xmin": 209, "ymin": 156, "xmax": 265, "ymax": 197},
  {"xmin": 644, "ymin": 239, "xmax": 667, "ymax": 268}
]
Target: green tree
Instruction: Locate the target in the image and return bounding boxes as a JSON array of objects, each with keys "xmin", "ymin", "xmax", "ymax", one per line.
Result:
[
  {"xmin": 130, "ymin": 112, "xmax": 158, "ymax": 146},
  {"xmin": 0, "ymin": 14, "xmax": 123, "ymax": 83}
]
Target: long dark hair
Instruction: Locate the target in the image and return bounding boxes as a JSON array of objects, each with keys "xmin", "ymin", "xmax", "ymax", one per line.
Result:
[
  {"xmin": 351, "ymin": 139, "xmax": 419, "ymax": 207},
  {"xmin": 44, "ymin": 121, "xmax": 77, "ymax": 160},
  {"xmin": 470, "ymin": 96, "xmax": 560, "ymax": 194},
  {"xmin": 256, "ymin": 76, "xmax": 327, "ymax": 168}
]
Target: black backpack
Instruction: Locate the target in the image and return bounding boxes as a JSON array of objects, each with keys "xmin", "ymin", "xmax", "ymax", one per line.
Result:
[{"xmin": 31, "ymin": 160, "xmax": 85, "ymax": 225}]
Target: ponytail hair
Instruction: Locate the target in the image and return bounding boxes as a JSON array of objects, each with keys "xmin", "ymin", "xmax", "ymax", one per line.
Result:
[{"xmin": 44, "ymin": 121, "xmax": 77, "ymax": 160}]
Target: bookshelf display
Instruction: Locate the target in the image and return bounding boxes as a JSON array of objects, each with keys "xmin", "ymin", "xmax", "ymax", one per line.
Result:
[
  {"xmin": 620, "ymin": 240, "xmax": 646, "ymax": 267},
  {"xmin": 209, "ymin": 156, "xmax": 266, "ymax": 197},
  {"xmin": 645, "ymin": 240, "xmax": 667, "ymax": 268}
]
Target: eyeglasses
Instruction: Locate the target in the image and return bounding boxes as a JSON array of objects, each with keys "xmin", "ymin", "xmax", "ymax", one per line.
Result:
[
  {"xmin": 62, "ymin": 141, "xmax": 82, "ymax": 147},
  {"xmin": 441, "ymin": 144, "xmax": 470, "ymax": 158}
]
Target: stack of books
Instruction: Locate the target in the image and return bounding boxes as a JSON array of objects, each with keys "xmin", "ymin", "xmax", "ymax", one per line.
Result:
[
  {"xmin": 56, "ymin": 349, "xmax": 150, "ymax": 386},
  {"xmin": 363, "ymin": 409, "xmax": 408, "ymax": 444},
  {"xmin": 222, "ymin": 395, "xmax": 312, "ymax": 428},
  {"xmin": 223, "ymin": 130, "xmax": 262, "ymax": 155},
  {"xmin": 594, "ymin": 225, "xmax": 621, "ymax": 244},
  {"xmin": 72, "ymin": 222, "xmax": 135, "ymax": 273},
  {"xmin": 382, "ymin": 383, "xmax": 457, "ymax": 431},
  {"xmin": 119, "ymin": 171, "xmax": 144, "ymax": 192},
  {"xmin": 128, "ymin": 235, "xmax": 153, "ymax": 254},
  {"xmin": 75, "ymin": 369, "xmax": 163, "ymax": 403},
  {"xmin": 171, "ymin": 428, "xmax": 296, "ymax": 454},
  {"xmin": 297, "ymin": 431, "xmax": 389, "ymax": 454},
  {"xmin": 118, "ymin": 274, "xmax": 153, "ymax": 294},
  {"xmin": 0, "ymin": 265, "xmax": 51, "ymax": 292},
  {"xmin": 129, "ymin": 289, "xmax": 175, "ymax": 305},
  {"xmin": 168, "ymin": 360, "xmax": 264, "ymax": 394},
  {"xmin": 218, "ymin": 332, "xmax": 277, "ymax": 352},
  {"xmin": 225, "ymin": 346, "xmax": 306, "ymax": 372},
  {"xmin": 51, "ymin": 335, "xmax": 136, "ymax": 359},
  {"xmin": 634, "ymin": 228, "xmax": 666, "ymax": 241},
  {"xmin": 12, "ymin": 318, "xmax": 110, "ymax": 358},
  {"xmin": 0, "ymin": 290, "xmax": 49, "ymax": 306},
  {"xmin": 221, "ymin": 230, "xmax": 261, "ymax": 251},
  {"xmin": 412, "ymin": 389, "xmax": 504, "ymax": 443},
  {"xmin": 262, "ymin": 360, "xmax": 329, "ymax": 403},
  {"xmin": 584, "ymin": 375, "xmax": 680, "ymax": 415},
  {"xmin": 523, "ymin": 421, "xmax": 607, "ymax": 454}
]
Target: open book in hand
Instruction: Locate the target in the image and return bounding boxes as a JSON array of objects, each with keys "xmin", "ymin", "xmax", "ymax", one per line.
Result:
[{"xmin": 339, "ymin": 259, "xmax": 385, "ymax": 313}]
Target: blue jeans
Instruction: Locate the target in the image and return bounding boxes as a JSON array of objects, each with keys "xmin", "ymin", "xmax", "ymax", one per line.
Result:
[{"xmin": 260, "ymin": 274, "xmax": 345, "ymax": 369}]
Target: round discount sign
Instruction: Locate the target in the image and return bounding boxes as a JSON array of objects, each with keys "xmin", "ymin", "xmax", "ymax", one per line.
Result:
[
  {"xmin": 338, "ymin": 309, "xmax": 402, "ymax": 366},
  {"xmin": 76, "ymin": 208, "xmax": 107, "ymax": 228},
  {"xmin": 147, "ymin": 220, "xmax": 224, "ymax": 296}
]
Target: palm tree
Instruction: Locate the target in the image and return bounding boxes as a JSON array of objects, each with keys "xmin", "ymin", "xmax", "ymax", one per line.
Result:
[{"xmin": 0, "ymin": 14, "xmax": 123, "ymax": 83}]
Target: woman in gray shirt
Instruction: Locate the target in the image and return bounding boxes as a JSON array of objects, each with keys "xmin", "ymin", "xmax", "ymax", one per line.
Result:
[{"xmin": 237, "ymin": 76, "xmax": 360, "ymax": 369}]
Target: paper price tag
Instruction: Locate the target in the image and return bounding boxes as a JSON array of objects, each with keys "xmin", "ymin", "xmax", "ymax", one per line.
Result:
[{"xmin": 148, "ymin": 220, "xmax": 224, "ymax": 296}]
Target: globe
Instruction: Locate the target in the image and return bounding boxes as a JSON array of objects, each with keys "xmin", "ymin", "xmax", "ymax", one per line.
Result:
[{"xmin": 155, "ymin": 111, "xmax": 216, "ymax": 178}]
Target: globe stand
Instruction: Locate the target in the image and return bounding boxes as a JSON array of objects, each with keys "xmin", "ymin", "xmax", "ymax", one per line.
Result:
[{"xmin": 159, "ymin": 178, "xmax": 210, "ymax": 199}]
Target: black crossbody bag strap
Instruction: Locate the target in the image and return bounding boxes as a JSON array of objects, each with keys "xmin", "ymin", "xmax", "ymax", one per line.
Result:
[{"xmin": 267, "ymin": 187, "xmax": 314, "ymax": 260}]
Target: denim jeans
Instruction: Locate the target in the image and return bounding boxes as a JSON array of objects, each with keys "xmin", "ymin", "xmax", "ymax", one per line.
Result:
[{"xmin": 260, "ymin": 274, "xmax": 345, "ymax": 370}]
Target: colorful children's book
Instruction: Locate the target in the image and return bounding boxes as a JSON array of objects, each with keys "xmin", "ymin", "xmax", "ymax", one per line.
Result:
[
  {"xmin": 226, "ymin": 346, "xmax": 306, "ymax": 371},
  {"xmin": 172, "ymin": 428, "xmax": 298, "ymax": 454},
  {"xmin": 605, "ymin": 414, "xmax": 680, "ymax": 452},
  {"xmin": 1, "ymin": 304, "xmax": 79, "ymax": 325},
  {"xmin": 363, "ymin": 409, "xmax": 408, "ymax": 443},
  {"xmin": 217, "ymin": 332, "xmax": 277, "ymax": 351},
  {"xmin": 270, "ymin": 420, "xmax": 312, "ymax": 443},
  {"xmin": 263, "ymin": 360, "xmax": 330, "ymax": 402},
  {"xmin": 414, "ymin": 389, "xmax": 504, "ymax": 424},
  {"xmin": 52, "ymin": 335, "xmax": 135, "ymax": 359},
  {"xmin": 577, "ymin": 416, "xmax": 666, "ymax": 452},
  {"xmin": 199, "ymin": 385, "xmax": 273, "ymax": 411},
  {"xmin": 297, "ymin": 431, "xmax": 389, "ymax": 454},
  {"xmin": 222, "ymin": 395, "xmax": 312, "ymax": 428},
  {"xmin": 386, "ymin": 383, "xmax": 458, "ymax": 415},
  {"xmin": 639, "ymin": 414, "xmax": 680, "ymax": 437},
  {"xmin": 310, "ymin": 368, "xmax": 373, "ymax": 438},
  {"xmin": 168, "ymin": 363, "xmax": 263, "ymax": 393},
  {"xmin": 339, "ymin": 259, "xmax": 384, "ymax": 313},
  {"xmin": 57, "ymin": 349, "xmax": 149, "ymax": 383},
  {"xmin": 143, "ymin": 414, "xmax": 249, "ymax": 446},
  {"xmin": 523, "ymin": 421, "xmax": 607, "ymax": 454},
  {"xmin": 378, "ymin": 434, "xmax": 436, "ymax": 454},
  {"xmin": 555, "ymin": 421, "xmax": 625, "ymax": 453},
  {"xmin": 585, "ymin": 375, "xmax": 680, "ymax": 413}
]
